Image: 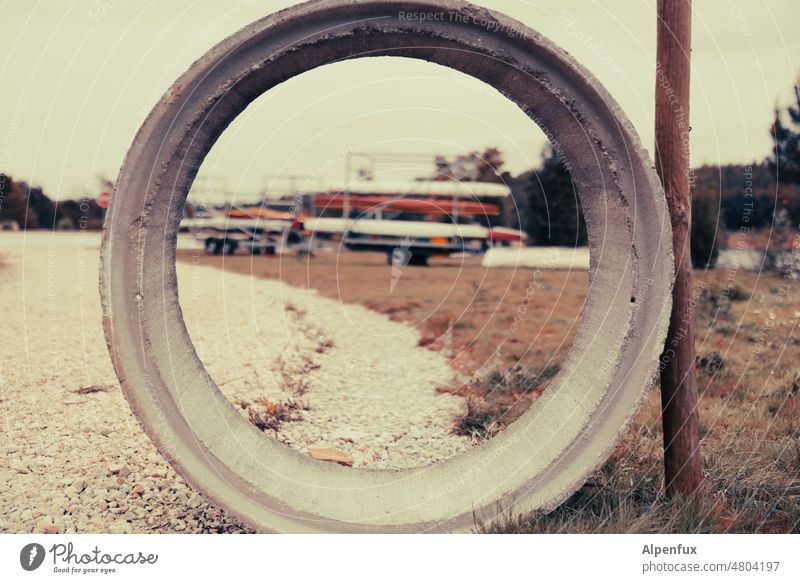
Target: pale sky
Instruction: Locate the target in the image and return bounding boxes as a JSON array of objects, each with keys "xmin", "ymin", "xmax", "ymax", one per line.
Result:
[{"xmin": 1, "ymin": 0, "xmax": 798, "ymax": 202}]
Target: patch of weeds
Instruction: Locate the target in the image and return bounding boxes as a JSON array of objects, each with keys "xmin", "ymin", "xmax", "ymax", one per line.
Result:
[
  {"xmin": 696, "ymin": 352, "xmax": 724, "ymax": 375},
  {"xmin": 74, "ymin": 385, "xmax": 112, "ymax": 395},
  {"xmin": 274, "ymin": 353, "xmax": 320, "ymax": 396},
  {"xmin": 790, "ymin": 374, "xmax": 800, "ymax": 395},
  {"xmin": 714, "ymin": 325, "xmax": 736, "ymax": 337},
  {"xmin": 725, "ymin": 285, "xmax": 751, "ymax": 302},
  {"xmin": 240, "ymin": 399, "xmax": 309, "ymax": 433},
  {"xmin": 284, "ymin": 303, "xmax": 307, "ymax": 317},
  {"xmin": 300, "ymin": 355, "xmax": 321, "ymax": 372},
  {"xmin": 481, "ymin": 364, "xmax": 560, "ymax": 395},
  {"xmin": 453, "ymin": 397, "xmax": 502, "ymax": 439},
  {"xmin": 449, "ymin": 364, "xmax": 560, "ymax": 440},
  {"xmin": 698, "ymin": 284, "xmax": 749, "ymax": 323},
  {"xmin": 698, "ymin": 287, "xmax": 730, "ymax": 320},
  {"xmin": 315, "ymin": 339, "xmax": 335, "ymax": 354},
  {"xmin": 765, "ymin": 381, "xmax": 799, "ymax": 417}
]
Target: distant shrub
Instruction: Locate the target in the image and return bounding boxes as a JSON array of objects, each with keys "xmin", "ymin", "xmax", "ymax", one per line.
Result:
[
  {"xmin": 696, "ymin": 352, "xmax": 725, "ymax": 376},
  {"xmin": 524, "ymin": 148, "xmax": 587, "ymax": 247},
  {"xmin": 691, "ymin": 195, "xmax": 720, "ymax": 269}
]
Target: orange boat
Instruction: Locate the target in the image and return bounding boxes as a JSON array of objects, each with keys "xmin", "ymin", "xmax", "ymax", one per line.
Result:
[
  {"xmin": 314, "ymin": 194, "xmax": 500, "ymax": 216},
  {"xmin": 225, "ymin": 207, "xmax": 295, "ymax": 221}
]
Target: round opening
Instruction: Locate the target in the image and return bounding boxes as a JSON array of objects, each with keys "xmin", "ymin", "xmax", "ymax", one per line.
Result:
[{"xmin": 175, "ymin": 57, "xmax": 589, "ymax": 470}]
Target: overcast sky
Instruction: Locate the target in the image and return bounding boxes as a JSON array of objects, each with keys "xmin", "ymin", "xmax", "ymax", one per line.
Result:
[{"xmin": 1, "ymin": 0, "xmax": 798, "ymax": 202}]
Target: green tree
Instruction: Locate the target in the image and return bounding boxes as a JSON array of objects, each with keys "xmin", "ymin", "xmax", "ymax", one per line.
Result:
[
  {"xmin": 0, "ymin": 174, "xmax": 96, "ymax": 229},
  {"xmin": 769, "ymin": 79, "xmax": 800, "ymax": 185},
  {"xmin": 433, "ymin": 147, "xmax": 510, "ymax": 184},
  {"xmin": 0, "ymin": 174, "xmax": 39, "ymax": 228},
  {"xmin": 524, "ymin": 147, "xmax": 587, "ymax": 247},
  {"xmin": 690, "ymin": 194, "xmax": 720, "ymax": 268}
]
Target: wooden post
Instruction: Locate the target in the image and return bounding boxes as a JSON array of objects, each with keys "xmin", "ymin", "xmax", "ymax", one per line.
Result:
[{"xmin": 655, "ymin": 0, "xmax": 702, "ymax": 497}]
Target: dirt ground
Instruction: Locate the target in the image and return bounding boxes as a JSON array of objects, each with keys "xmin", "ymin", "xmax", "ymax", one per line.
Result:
[{"xmin": 178, "ymin": 249, "xmax": 587, "ymax": 378}]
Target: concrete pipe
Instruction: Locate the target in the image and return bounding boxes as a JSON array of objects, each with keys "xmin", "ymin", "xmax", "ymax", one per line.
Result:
[{"xmin": 100, "ymin": 0, "xmax": 674, "ymax": 532}]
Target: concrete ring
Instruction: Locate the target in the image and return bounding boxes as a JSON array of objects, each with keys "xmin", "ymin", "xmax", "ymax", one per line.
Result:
[{"xmin": 100, "ymin": 0, "xmax": 673, "ymax": 532}]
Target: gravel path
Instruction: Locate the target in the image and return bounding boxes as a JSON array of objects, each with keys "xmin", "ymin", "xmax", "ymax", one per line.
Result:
[{"xmin": 0, "ymin": 232, "xmax": 469, "ymax": 533}]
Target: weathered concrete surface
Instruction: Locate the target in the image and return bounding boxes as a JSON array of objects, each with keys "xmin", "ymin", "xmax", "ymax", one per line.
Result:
[{"xmin": 101, "ymin": 0, "xmax": 674, "ymax": 532}]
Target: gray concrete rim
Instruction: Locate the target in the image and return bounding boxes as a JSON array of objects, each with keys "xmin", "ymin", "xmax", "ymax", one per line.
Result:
[{"xmin": 100, "ymin": 0, "xmax": 674, "ymax": 533}]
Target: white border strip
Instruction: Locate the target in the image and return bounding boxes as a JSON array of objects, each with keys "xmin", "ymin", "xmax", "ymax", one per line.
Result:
[{"xmin": 1, "ymin": 534, "xmax": 797, "ymax": 582}]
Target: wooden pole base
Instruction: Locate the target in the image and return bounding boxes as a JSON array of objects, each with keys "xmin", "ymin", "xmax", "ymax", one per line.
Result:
[{"xmin": 655, "ymin": 0, "xmax": 703, "ymax": 497}]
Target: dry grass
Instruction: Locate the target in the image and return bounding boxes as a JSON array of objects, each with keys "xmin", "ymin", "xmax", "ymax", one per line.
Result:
[
  {"xmin": 481, "ymin": 430, "xmax": 800, "ymax": 534},
  {"xmin": 449, "ymin": 364, "xmax": 559, "ymax": 439},
  {"xmin": 482, "ymin": 269, "xmax": 800, "ymax": 533}
]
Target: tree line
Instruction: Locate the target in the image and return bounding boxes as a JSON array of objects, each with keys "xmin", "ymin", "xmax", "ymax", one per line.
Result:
[{"xmin": 0, "ymin": 173, "xmax": 105, "ymax": 230}]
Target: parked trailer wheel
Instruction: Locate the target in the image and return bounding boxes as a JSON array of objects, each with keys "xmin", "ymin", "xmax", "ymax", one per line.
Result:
[
  {"xmin": 223, "ymin": 239, "xmax": 239, "ymax": 255},
  {"xmin": 204, "ymin": 237, "xmax": 222, "ymax": 255},
  {"xmin": 408, "ymin": 253, "xmax": 429, "ymax": 267},
  {"xmin": 100, "ymin": 0, "xmax": 673, "ymax": 533}
]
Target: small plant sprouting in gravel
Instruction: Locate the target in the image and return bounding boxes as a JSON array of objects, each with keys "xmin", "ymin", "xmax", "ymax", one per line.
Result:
[
  {"xmin": 74, "ymin": 385, "xmax": 112, "ymax": 395},
  {"xmin": 450, "ymin": 364, "xmax": 561, "ymax": 440},
  {"xmin": 315, "ymin": 338, "xmax": 335, "ymax": 354},
  {"xmin": 454, "ymin": 397, "xmax": 502, "ymax": 439},
  {"xmin": 240, "ymin": 399, "xmax": 309, "ymax": 433},
  {"xmin": 284, "ymin": 303, "xmax": 307, "ymax": 317},
  {"xmin": 273, "ymin": 353, "xmax": 321, "ymax": 396}
]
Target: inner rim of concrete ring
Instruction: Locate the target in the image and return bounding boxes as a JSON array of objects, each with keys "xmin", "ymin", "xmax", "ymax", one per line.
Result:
[{"xmin": 100, "ymin": 0, "xmax": 673, "ymax": 532}]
